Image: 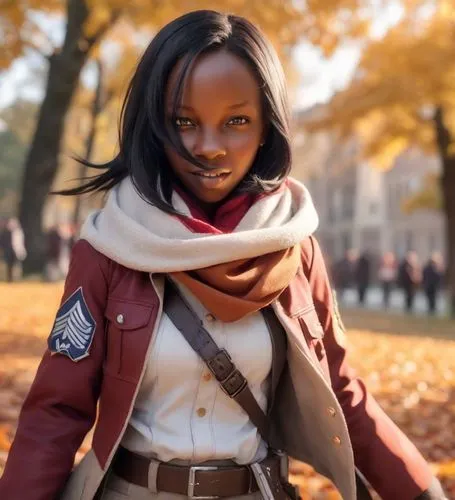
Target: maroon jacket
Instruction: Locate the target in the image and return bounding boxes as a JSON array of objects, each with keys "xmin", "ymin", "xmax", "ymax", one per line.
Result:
[{"xmin": 0, "ymin": 238, "xmax": 433, "ymax": 500}]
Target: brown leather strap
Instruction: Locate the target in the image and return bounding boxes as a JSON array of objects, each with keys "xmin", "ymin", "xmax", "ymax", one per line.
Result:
[
  {"xmin": 164, "ymin": 278, "xmax": 270, "ymax": 440},
  {"xmin": 164, "ymin": 278, "xmax": 373, "ymax": 500},
  {"xmin": 113, "ymin": 446, "xmax": 264, "ymax": 497},
  {"xmin": 262, "ymin": 306, "xmax": 288, "ymax": 413}
]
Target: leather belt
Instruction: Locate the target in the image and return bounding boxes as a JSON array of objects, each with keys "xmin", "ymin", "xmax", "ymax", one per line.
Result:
[{"xmin": 112, "ymin": 447, "xmax": 277, "ymax": 498}]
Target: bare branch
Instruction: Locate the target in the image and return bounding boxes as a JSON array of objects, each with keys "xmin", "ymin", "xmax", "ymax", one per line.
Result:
[
  {"xmin": 23, "ymin": 17, "xmax": 57, "ymax": 56},
  {"xmin": 22, "ymin": 39, "xmax": 49, "ymax": 60},
  {"xmin": 84, "ymin": 9, "xmax": 122, "ymax": 49}
]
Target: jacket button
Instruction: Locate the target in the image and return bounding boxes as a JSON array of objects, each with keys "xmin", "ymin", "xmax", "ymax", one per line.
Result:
[
  {"xmin": 332, "ymin": 436, "xmax": 341, "ymax": 446},
  {"xmin": 197, "ymin": 408, "xmax": 207, "ymax": 418},
  {"xmin": 327, "ymin": 407, "xmax": 336, "ymax": 417},
  {"xmin": 205, "ymin": 313, "xmax": 216, "ymax": 322},
  {"xmin": 116, "ymin": 314, "xmax": 125, "ymax": 324}
]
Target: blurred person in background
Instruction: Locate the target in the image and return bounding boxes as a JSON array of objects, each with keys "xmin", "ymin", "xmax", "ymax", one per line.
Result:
[
  {"xmin": 68, "ymin": 222, "xmax": 80, "ymax": 249},
  {"xmin": 0, "ymin": 10, "xmax": 447, "ymax": 500},
  {"xmin": 0, "ymin": 216, "xmax": 27, "ymax": 282},
  {"xmin": 44, "ymin": 224, "xmax": 73, "ymax": 282},
  {"xmin": 45, "ymin": 224, "xmax": 64, "ymax": 282},
  {"xmin": 332, "ymin": 248, "xmax": 357, "ymax": 303},
  {"xmin": 355, "ymin": 251, "xmax": 371, "ymax": 306},
  {"xmin": 378, "ymin": 251, "xmax": 397, "ymax": 308},
  {"xmin": 422, "ymin": 252, "xmax": 444, "ymax": 315},
  {"xmin": 398, "ymin": 251, "xmax": 422, "ymax": 313}
]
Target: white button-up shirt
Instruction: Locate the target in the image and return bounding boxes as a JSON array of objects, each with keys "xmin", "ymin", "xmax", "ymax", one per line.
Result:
[{"xmin": 121, "ymin": 281, "xmax": 273, "ymax": 465}]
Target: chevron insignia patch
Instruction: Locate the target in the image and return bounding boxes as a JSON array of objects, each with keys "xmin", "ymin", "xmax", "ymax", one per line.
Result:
[{"xmin": 48, "ymin": 287, "xmax": 96, "ymax": 362}]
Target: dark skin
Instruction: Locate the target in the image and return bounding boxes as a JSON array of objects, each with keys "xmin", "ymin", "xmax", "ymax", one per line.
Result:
[{"xmin": 165, "ymin": 49, "xmax": 265, "ymax": 217}]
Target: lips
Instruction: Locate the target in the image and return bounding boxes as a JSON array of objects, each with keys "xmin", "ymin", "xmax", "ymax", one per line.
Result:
[
  {"xmin": 189, "ymin": 168, "xmax": 231, "ymax": 189},
  {"xmin": 190, "ymin": 168, "xmax": 231, "ymax": 178}
]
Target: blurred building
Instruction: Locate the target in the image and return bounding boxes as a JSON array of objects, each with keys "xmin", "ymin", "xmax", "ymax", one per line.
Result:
[
  {"xmin": 384, "ymin": 149, "xmax": 444, "ymax": 260},
  {"xmin": 292, "ymin": 109, "xmax": 446, "ymax": 268}
]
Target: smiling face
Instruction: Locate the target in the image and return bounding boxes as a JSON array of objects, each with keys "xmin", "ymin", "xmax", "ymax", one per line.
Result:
[{"xmin": 165, "ymin": 49, "xmax": 265, "ymax": 208}]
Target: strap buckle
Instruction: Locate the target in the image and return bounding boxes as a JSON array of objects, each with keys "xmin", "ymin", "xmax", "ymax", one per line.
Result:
[
  {"xmin": 220, "ymin": 369, "xmax": 247, "ymax": 398},
  {"xmin": 188, "ymin": 466, "xmax": 219, "ymax": 499},
  {"xmin": 207, "ymin": 349, "xmax": 247, "ymax": 398},
  {"xmin": 207, "ymin": 349, "xmax": 234, "ymax": 380}
]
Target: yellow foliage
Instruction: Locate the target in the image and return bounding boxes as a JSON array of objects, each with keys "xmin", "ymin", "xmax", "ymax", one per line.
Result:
[
  {"xmin": 303, "ymin": 1, "xmax": 455, "ymax": 169},
  {"xmin": 82, "ymin": 0, "xmax": 304, "ymax": 50},
  {"xmin": 367, "ymin": 136, "xmax": 410, "ymax": 171},
  {"xmin": 0, "ymin": 4, "xmax": 25, "ymax": 69},
  {"xmin": 436, "ymin": 460, "xmax": 455, "ymax": 479},
  {"xmin": 1, "ymin": 0, "xmax": 378, "ymax": 70},
  {"xmin": 0, "ymin": 0, "xmax": 62, "ymax": 68},
  {"xmin": 402, "ymin": 171, "xmax": 442, "ymax": 213},
  {"xmin": 84, "ymin": 5, "xmax": 114, "ymax": 38}
]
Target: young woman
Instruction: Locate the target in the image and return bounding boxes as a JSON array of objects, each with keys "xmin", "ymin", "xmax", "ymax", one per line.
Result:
[{"xmin": 0, "ymin": 10, "xmax": 446, "ymax": 500}]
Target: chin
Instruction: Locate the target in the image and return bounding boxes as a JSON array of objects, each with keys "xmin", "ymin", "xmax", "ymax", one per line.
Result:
[
  {"xmin": 196, "ymin": 190, "xmax": 232, "ymax": 204},
  {"xmin": 185, "ymin": 181, "xmax": 238, "ymax": 205}
]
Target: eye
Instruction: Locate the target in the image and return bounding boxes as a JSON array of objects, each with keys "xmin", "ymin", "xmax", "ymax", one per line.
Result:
[
  {"xmin": 175, "ymin": 117, "xmax": 195, "ymax": 128},
  {"xmin": 227, "ymin": 116, "xmax": 250, "ymax": 126}
]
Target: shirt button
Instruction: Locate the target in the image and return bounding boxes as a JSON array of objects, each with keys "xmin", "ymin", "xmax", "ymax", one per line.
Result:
[
  {"xmin": 116, "ymin": 314, "xmax": 125, "ymax": 324},
  {"xmin": 205, "ymin": 313, "xmax": 216, "ymax": 322},
  {"xmin": 197, "ymin": 408, "xmax": 207, "ymax": 418},
  {"xmin": 327, "ymin": 407, "xmax": 336, "ymax": 417},
  {"xmin": 202, "ymin": 372, "xmax": 212, "ymax": 382},
  {"xmin": 332, "ymin": 436, "xmax": 341, "ymax": 446}
]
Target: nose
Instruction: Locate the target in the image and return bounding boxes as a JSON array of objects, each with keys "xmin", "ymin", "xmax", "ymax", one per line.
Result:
[{"xmin": 192, "ymin": 127, "xmax": 226, "ymax": 161}]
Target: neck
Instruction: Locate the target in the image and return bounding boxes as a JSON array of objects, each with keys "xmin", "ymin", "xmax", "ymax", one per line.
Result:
[
  {"xmin": 174, "ymin": 182, "xmax": 228, "ymax": 221},
  {"xmin": 195, "ymin": 199, "xmax": 224, "ymax": 221}
]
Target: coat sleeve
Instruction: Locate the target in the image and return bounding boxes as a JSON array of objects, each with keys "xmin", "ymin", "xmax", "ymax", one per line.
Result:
[
  {"xmin": 0, "ymin": 240, "xmax": 109, "ymax": 500},
  {"xmin": 301, "ymin": 236, "xmax": 438, "ymax": 500}
]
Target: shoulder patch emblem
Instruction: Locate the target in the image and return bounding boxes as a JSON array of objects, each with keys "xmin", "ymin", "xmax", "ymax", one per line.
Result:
[{"xmin": 48, "ymin": 287, "xmax": 96, "ymax": 362}]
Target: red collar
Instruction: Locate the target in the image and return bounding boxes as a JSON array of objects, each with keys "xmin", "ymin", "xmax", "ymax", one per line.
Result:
[{"xmin": 174, "ymin": 186, "xmax": 258, "ymax": 234}]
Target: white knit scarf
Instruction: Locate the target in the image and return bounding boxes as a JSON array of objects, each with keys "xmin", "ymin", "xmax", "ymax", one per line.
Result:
[{"xmin": 80, "ymin": 176, "xmax": 319, "ymax": 272}]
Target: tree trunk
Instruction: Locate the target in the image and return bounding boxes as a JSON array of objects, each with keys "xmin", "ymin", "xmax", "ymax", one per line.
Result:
[
  {"xmin": 433, "ymin": 107, "xmax": 455, "ymax": 317},
  {"xmin": 18, "ymin": 0, "xmax": 92, "ymax": 274},
  {"xmin": 73, "ymin": 58, "xmax": 104, "ymax": 228}
]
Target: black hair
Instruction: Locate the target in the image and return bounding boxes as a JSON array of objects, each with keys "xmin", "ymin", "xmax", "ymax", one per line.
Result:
[{"xmin": 57, "ymin": 10, "xmax": 292, "ymax": 214}]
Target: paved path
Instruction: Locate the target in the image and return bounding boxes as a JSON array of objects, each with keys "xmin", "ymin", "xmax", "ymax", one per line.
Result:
[{"xmin": 339, "ymin": 287, "xmax": 449, "ymax": 317}]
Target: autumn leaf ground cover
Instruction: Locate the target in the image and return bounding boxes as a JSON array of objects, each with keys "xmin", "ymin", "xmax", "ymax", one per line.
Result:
[{"xmin": 0, "ymin": 283, "xmax": 454, "ymax": 498}]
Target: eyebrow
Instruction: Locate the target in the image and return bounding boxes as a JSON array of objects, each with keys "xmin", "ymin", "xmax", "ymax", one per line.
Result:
[{"xmin": 177, "ymin": 101, "xmax": 252, "ymax": 111}]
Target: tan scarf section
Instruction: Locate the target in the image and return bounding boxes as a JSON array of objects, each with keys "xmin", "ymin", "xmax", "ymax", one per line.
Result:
[
  {"xmin": 81, "ymin": 177, "xmax": 319, "ymax": 322},
  {"xmin": 171, "ymin": 245, "xmax": 301, "ymax": 322}
]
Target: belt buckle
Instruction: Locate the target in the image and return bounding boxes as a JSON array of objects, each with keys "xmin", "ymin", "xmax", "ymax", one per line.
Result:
[{"xmin": 188, "ymin": 466, "xmax": 219, "ymax": 499}]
